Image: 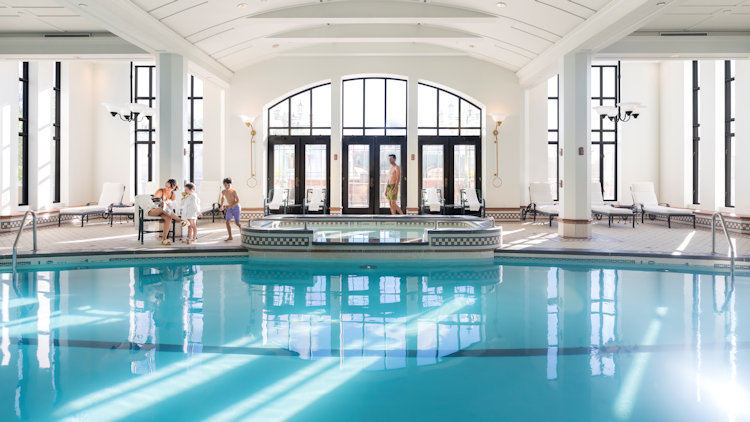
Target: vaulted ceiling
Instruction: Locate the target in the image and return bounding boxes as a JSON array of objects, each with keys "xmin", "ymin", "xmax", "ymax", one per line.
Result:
[{"xmin": 2, "ymin": 0, "xmax": 750, "ymax": 84}]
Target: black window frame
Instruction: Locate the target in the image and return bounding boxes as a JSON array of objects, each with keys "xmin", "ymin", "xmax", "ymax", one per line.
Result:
[
  {"xmin": 692, "ymin": 60, "xmax": 700, "ymax": 205},
  {"xmin": 591, "ymin": 62, "xmax": 619, "ymax": 202},
  {"xmin": 417, "ymin": 82, "xmax": 482, "ymax": 136},
  {"xmin": 268, "ymin": 82, "xmax": 331, "ymax": 136},
  {"xmin": 724, "ymin": 60, "xmax": 735, "ymax": 208},
  {"xmin": 18, "ymin": 61, "xmax": 29, "ymax": 206},
  {"xmin": 53, "ymin": 61, "xmax": 61, "ymax": 203},
  {"xmin": 342, "ymin": 77, "xmax": 407, "ymax": 136},
  {"xmin": 187, "ymin": 74, "xmax": 203, "ymax": 183},
  {"xmin": 548, "ymin": 75, "xmax": 560, "ymax": 201},
  {"xmin": 132, "ymin": 63, "xmax": 156, "ymax": 196}
]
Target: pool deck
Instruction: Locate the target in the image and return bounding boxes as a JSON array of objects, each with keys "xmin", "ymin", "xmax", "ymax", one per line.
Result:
[{"xmin": 0, "ymin": 216, "xmax": 747, "ymax": 263}]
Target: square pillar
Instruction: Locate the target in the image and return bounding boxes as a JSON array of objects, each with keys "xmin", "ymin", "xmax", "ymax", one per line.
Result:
[
  {"xmin": 156, "ymin": 53, "xmax": 186, "ymax": 186},
  {"xmin": 558, "ymin": 52, "xmax": 592, "ymax": 239},
  {"xmin": 0, "ymin": 61, "xmax": 20, "ymax": 214},
  {"xmin": 31, "ymin": 61, "xmax": 55, "ymax": 210}
]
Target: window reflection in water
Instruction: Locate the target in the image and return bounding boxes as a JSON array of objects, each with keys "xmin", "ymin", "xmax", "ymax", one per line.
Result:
[
  {"xmin": 590, "ymin": 269, "xmax": 618, "ymax": 377},
  {"xmin": 547, "ymin": 268, "xmax": 559, "ymax": 380}
]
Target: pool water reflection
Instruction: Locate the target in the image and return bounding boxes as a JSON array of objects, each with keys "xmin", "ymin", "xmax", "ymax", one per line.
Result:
[{"xmin": 0, "ymin": 259, "xmax": 748, "ymax": 421}]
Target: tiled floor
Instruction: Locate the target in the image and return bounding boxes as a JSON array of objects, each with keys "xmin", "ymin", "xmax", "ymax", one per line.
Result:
[{"xmin": 0, "ymin": 216, "xmax": 747, "ymax": 257}]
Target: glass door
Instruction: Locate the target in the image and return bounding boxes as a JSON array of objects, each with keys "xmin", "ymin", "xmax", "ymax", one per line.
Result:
[
  {"xmin": 343, "ymin": 136, "xmax": 406, "ymax": 214},
  {"xmin": 268, "ymin": 136, "xmax": 330, "ymax": 212},
  {"xmin": 419, "ymin": 137, "xmax": 480, "ymax": 209}
]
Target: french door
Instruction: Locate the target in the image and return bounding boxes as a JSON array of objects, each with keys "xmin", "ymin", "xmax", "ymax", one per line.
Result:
[
  {"xmin": 268, "ymin": 136, "xmax": 330, "ymax": 210},
  {"xmin": 418, "ymin": 137, "xmax": 481, "ymax": 207},
  {"xmin": 342, "ymin": 136, "xmax": 406, "ymax": 214}
]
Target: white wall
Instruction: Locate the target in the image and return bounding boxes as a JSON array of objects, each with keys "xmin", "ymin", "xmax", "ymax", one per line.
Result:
[
  {"xmin": 735, "ymin": 60, "xmax": 750, "ymax": 214},
  {"xmin": 618, "ymin": 61, "xmax": 660, "ymax": 206},
  {"xmin": 658, "ymin": 61, "xmax": 691, "ymax": 208},
  {"xmin": 63, "ymin": 61, "xmax": 95, "ymax": 207},
  {"xmin": 229, "ymin": 56, "xmax": 523, "ymax": 210},
  {"xmin": 526, "ymin": 79, "xmax": 549, "ymax": 191},
  {"xmin": 0, "ymin": 61, "xmax": 19, "ymax": 214}
]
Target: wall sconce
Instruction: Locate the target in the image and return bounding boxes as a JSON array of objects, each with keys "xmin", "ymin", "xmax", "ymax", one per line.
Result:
[
  {"xmin": 103, "ymin": 102, "xmax": 154, "ymax": 122},
  {"xmin": 490, "ymin": 113, "xmax": 507, "ymax": 187},
  {"xmin": 240, "ymin": 114, "xmax": 258, "ymax": 188}
]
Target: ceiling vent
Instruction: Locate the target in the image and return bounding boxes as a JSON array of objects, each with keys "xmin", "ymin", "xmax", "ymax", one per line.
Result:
[
  {"xmin": 43, "ymin": 33, "xmax": 92, "ymax": 38},
  {"xmin": 659, "ymin": 32, "xmax": 708, "ymax": 37}
]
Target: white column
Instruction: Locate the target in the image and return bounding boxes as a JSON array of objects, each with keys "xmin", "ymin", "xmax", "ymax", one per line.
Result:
[
  {"xmin": 330, "ymin": 79, "xmax": 342, "ymax": 213},
  {"xmin": 698, "ymin": 60, "xmax": 724, "ymax": 211},
  {"xmin": 0, "ymin": 61, "xmax": 19, "ymax": 214},
  {"xmin": 558, "ymin": 52, "xmax": 591, "ymax": 239},
  {"xmin": 407, "ymin": 79, "xmax": 419, "ymax": 213},
  {"xmin": 32, "ymin": 61, "xmax": 55, "ymax": 210},
  {"xmin": 735, "ymin": 60, "xmax": 750, "ymax": 214},
  {"xmin": 156, "ymin": 53, "xmax": 186, "ymax": 185}
]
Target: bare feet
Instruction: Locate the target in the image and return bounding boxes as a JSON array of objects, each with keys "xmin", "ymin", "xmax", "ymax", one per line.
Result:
[{"xmin": 225, "ymin": 236, "xmax": 233, "ymax": 242}]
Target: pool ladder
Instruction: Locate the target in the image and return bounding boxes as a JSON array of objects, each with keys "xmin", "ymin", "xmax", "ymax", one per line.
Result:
[
  {"xmin": 11, "ymin": 210, "xmax": 37, "ymax": 281},
  {"xmin": 711, "ymin": 212, "xmax": 735, "ymax": 279}
]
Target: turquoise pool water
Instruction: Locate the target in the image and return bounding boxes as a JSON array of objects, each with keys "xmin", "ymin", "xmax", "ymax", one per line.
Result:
[{"xmin": 0, "ymin": 258, "xmax": 747, "ymax": 421}]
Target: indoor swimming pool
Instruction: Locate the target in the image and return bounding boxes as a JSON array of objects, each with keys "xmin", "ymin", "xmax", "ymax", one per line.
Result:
[{"xmin": 0, "ymin": 258, "xmax": 748, "ymax": 421}]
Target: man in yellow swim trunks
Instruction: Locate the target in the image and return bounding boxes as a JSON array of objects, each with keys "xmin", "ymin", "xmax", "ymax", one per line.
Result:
[{"xmin": 385, "ymin": 154, "xmax": 403, "ymax": 215}]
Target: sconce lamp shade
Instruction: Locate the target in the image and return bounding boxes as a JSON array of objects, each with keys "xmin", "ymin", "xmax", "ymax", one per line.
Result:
[
  {"xmin": 240, "ymin": 114, "xmax": 258, "ymax": 127},
  {"xmin": 490, "ymin": 113, "xmax": 507, "ymax": 124}
]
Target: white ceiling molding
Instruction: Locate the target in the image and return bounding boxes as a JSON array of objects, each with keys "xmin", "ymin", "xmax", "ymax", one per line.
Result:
[
  {"xmin": 246, "ymin": 1, "xmax": 496, "ymax": 20},
  {"xmin": 597, "ymin": 33, "xmax": 750, "ymax": 59},
  {"xmin": 0, "ymin": 32, "xmax": 147, "ymax": 55},
  {"xmin": 54, "ymin": 0, "xmax": 233, "ymax": 83},
  {"xmin": 268, "ymin": 23, "xmax": 480, "ymax": 40}
]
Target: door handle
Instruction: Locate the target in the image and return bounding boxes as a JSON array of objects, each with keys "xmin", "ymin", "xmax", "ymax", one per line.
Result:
[
  {"xmin": 295, "ymin": 176, "xmax": 299, "ymax": 187},
  {"xmin": 370, "ymin": 178, "xmax": 373, "ymax": 188}
]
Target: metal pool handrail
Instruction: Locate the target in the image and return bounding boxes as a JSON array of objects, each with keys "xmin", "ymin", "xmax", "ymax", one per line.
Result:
[
  {"xmin": 712, "ymin": 212, "xmax": 735, "ymax": 278},
  {"xmin": 12, "ymin": 210, "xmax": 37, "ymax": 277}
]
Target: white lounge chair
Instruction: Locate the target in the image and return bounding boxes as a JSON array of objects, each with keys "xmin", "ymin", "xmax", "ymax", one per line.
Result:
[
  {"xmin": 59, "ymin": 182, "xmax": 125, "ymax": 227},
  {"xmin": 304, "ymin": 187, "xmax": 328, "ymax": 214},
  {"xmin": 420, "ymin": 188, "xmax": 445, "ymax": 215},
  {"xmin": 197, "ymin": 180, "xmax": 222, "ymax": 222},
  {"xmin": 631, "ymin": 182, "xmax": 695, "ymax": 228},
  {"xmin": 591, "ymin": 182, "xmax": 635, "ymax": 228},
  {"xmin": 460, "ymin": 188, "xmax": 485, "ymax": 217},
  {"xmin": 525, "ymin": 182, "xmax": 558, "ymax": 226},
  {"xmin": 264, "ymin": 188, "xmax": 289, "ymax": 215}
]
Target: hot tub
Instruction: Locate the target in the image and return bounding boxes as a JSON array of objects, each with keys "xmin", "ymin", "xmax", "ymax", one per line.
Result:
[{"xmin": 241, "ymin": 215, "xmax": 502, "ymax": 259}]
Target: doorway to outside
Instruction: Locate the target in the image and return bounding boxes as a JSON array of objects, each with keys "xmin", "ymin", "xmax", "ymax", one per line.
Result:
[{"xmin": 342, "ymin": 136, "xmax": 406, "ymax": 214}]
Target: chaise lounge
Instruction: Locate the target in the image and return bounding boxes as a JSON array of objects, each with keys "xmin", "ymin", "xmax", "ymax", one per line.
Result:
[
  {"xmin": 524, "ymin": 182, "xmax": 558, "ymax": 226},
  {"xmin": 59, "ymin": 182, "xmax": 125, "ymax": 227},
  {"xmin": 590, "ymin": 182, "xmax": 635, "ymax": 228},
  {"xmin": 630, "ymin": 182, "xmax": 695, "ymax": 228}
]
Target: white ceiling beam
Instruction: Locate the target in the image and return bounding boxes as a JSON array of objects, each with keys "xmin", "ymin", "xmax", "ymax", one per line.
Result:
[
  {"xmin": 0, "ymin": 32, "xmax": 147, "ymax": 55},
  {"xmin": 516, "ymin": 0, "xmax": 669, "ymax": 86},
  {"xmin": 54, "ymin": 0, "xmax": 233, "ymax": 83},
  {"xmin": 248, "ymin": 1, "xmax": 495, "ymax": 20},
  {"xmin": 597, "ymin": 33, "xmax": 750, "ymax": 59},
  {"xmin": 268, "ymin": 24, "xmax": 480, "ymax": 39}
]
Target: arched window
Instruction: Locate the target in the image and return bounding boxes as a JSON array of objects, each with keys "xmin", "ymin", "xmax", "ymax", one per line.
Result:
[
  {"xmin": 267, "ymin": 83, "xmax": 331, "ymax": 211},
  {"xmin": 418, "ymin": 83, "xmax": 482, "ymax": 207},
  {"xmin": 268, "ymin": 83, "xmax": 331, "ymax": 136},
  {"xmin": 418, "ymin": 83, "xmax": 481, "ymax": 136}
]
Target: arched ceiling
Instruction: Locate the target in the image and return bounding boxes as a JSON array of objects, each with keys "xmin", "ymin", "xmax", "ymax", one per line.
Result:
[
  {"xmin": 126, "ymin": 0, "xmax": 608, "ymax": 71},
  {"xmin": 3, "ymin": 0, "xmax": 750, "ymax": 84}
]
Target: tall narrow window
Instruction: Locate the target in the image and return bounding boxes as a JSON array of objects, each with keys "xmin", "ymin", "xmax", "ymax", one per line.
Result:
[
  {"xmin": 187, "ymin": 75, "xmax": 204, "ymax": 184},
  {"xmin": 692, "ymin": 60, "xmax": 700, "ymax": 205},
  {"xmin": 53, "ymin": 62, "xmax": 61, "ymax": 203},
  {"xmin": 18, "ymin": 62, "xmax": 29, "ymax": 206},
  {"xmin": 133, "ymin": 64, "xmax": 156, "ymax": 196},
  {"xmin": 547, "ymin": 75, "xmax": 560, "ymax": 201},
  {"xmin": 590, "ymin": 63, "xmax": 618, "ymax": 201},
  {"xmin": 725, "ymin": 60, "xmax": 735, "ymax": 208}
]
